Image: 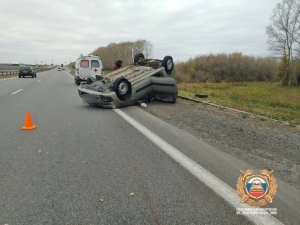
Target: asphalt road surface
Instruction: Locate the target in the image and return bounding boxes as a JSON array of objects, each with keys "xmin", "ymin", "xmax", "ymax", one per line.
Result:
[{"xmin": 0, "ymin": 69, "xmax": 299, "ymax": 225}]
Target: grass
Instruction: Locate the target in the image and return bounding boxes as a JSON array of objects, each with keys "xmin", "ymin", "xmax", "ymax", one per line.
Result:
[
  {"xmin": 0, "ymin": 73, "xmax": 19, "ymax": 79},
  {"xmin": 177, "ymin": 81, "xmax": 300, "ymax": 125}
]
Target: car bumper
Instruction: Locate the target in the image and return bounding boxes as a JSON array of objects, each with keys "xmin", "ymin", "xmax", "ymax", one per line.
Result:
[
  {"xmin": 19, "ymin": 72, "xmax": 34, "ymax": 75},
  {"xmin": 76, "ymin": 76, "xmax": 90, "ymax": 82},
  {"xmin": 78, "ymin": 87, "xmax": 134, "ymax": 108}
]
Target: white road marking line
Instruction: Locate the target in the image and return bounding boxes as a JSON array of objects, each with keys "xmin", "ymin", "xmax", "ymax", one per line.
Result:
[
  {"xmin": 67, "ymin": 72, "xmax": 74, "ymax": 79},
  {"xmin": 0, "ymin": 77, "xmax": 18, "ymax": 81},
  {"xmin": 11, "ymin": 89, "xmax": 23, "ymax": 95},
  {"xmin": 37, "ymin": 80, "xmax": 41, "ymax": 82},
  {"xmin": 113, "ymin": 108, "xmax": 282, "ymax": 225}
]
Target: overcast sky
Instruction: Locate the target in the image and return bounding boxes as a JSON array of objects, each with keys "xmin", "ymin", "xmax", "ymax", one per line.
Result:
[{"xmin": 0, "ymin": 0, "xmax": 278, "ymax": 65}]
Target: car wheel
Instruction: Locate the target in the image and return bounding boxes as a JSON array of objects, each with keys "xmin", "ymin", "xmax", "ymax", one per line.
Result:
[
  {"xmin": 195, "ymin": 93, "xmax": 208, "ymax": 98},
  {"xmin": 134, "ymin": 53, "xmax": 145, "ymax": 63},
  {"xmin": 173, "ymin": 95, "xmax": 177, "ymax": 103},
  {"xmin": 75, "ymin": 77, "xmax": 80, "ymax": 85},
  {"xmin": 112, "ymin": 77, "xmax": 132, "ymax": 101},
  {"xmin": 87, "ymin": 78, "xmax": 93, "ymax": 84},
  {"xmin": 162, "ymin": 56, "xmax": 174, "ymax": 75}
]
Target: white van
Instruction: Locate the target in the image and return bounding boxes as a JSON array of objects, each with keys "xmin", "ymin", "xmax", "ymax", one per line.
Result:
[{"xmin": 75, "ymin": 55, "xmax": 103, "ymax": 85}]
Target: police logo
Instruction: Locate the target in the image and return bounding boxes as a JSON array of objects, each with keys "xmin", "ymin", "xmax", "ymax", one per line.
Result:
[{"xmin": 236, "ymin": 169, "xmax": 277, "ymax": 206}]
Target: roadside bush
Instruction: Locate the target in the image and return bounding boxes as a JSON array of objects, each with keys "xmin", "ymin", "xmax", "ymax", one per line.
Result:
[{"xmin": 175, "ymin": 53, "xmax": 278, "ymax": 83}]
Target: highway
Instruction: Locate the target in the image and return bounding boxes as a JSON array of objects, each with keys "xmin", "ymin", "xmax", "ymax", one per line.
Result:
[{"xmin": 0, "ymin": 69, "xmax": 299, "ymax": 225}]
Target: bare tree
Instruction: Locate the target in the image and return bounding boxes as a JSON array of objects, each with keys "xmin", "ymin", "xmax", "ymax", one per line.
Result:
[
  {"xmin": 91, "ymin": 40, "xmax": 153, "ymax": 69},
  {"xmin": 266, "ymin": 0, "xmax": 300, "ymax": 85},
  {"xmin": 143, "ymin": 40, "xmax": 153, "ymax": 58}
]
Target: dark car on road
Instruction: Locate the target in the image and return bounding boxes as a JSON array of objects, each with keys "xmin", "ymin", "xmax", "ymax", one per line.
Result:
[{"xmin": 19, "ymin": 66, "xmax": 36, "ymax": 78}]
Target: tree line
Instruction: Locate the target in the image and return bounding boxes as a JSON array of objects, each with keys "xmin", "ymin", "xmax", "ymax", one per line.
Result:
[
  {"xmin": 266, "ymin": 0, "xmax": 300, "ymax": 86},
  {"xmin": 91, "ymin": 40, "xmax": 153, "ymax": 70},
  {"xmin": 174, "ymin": 53, "xmax": 278, "ymax": 83},
  {"xmin": 72, "ymin": 0, "xmax": 300, "ymax": 86}
]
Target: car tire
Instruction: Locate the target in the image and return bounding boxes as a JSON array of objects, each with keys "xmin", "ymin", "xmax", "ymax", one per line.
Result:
[
  {"xmin": 162, "ymin": 56, "xmax": 174, "ymax": 75},
  {"xmin": 87, "ymin": 78, "xmax": 93, "ymax": 84},
  {"xmin": 134, "ymin": 53, "xmax": 145, "ymax": 63},
  {"xmin": 195, "ymin": 93, "xmax": 208, "ymax": 98},
  {"xmin": 173, "ymin": 95, "xmax": 177, "ymax": 103},
  {"xmin": 112, "ymin": 77, "xmax": 132, "ymax": 101},
  {"xmin": 75, "ymin": 77, "xmax": 80, "ymax": 85}
]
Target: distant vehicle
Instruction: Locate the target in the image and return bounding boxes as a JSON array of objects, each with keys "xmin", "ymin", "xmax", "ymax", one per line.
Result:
[
  {"xmin": 11, "ymin": 62, "xmax": 25, "ymax": 67},
  {"xmin": 57, "ymin": 67, "xmax": 61, "ymax": 71},
  {"xmin": 19, "ymin": 66, "xmax": 36, "ymax": 78},
  {"xmin": 61, "ymin": 64, "xmax": 64, "ymax": 67},
  {"xmin": 75, "ymin": 55, "xmax": 103, "ymax": 85},
  {"xmin": 78, "ymin": 53, "xmax": 178, "ymax": 108}
]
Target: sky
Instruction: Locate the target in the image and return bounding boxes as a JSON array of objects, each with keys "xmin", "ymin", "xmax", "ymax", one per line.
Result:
[{"xmin": 0, "ymin": 0, "xmax": 278, "ymax": 65}]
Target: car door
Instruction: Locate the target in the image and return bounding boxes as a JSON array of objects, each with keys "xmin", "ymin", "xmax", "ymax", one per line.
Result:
[
  {"xmin": 132, "ymin": 75, "xmax": 152, "ymax": 100},
  {"xmin": 79, "ymin": 58, "xmax": 89, "ymax": 78},
  {"xmin": 90, "ymin": 59, "xmax": 101, "ymax": 78}
]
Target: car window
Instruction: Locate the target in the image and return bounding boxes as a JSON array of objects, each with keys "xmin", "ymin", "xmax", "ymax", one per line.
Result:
[
  {"xmin": 91, "ymin": 60, "xmax": 99, "ymax": 67},
  {"xmin": 80, "ymin": 60, "xmax": 89, "ymax": 68},
  {"xmin": 20, "ymin": 66, "xmax": 30, "ymax": 69}
]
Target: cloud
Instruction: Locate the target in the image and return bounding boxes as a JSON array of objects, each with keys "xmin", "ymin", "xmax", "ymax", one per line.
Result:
[{"xmin": 0, "ymin": 0, "xmax": 276, "ymax": 64}]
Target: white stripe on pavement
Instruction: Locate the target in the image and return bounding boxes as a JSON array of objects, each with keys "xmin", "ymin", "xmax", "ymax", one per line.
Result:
[
  {"xmin": 37, "ymin": 80, "xmax": 41, "ymax": 82},
  {"xmin": 11, "ymin": 89, "xmax": 23, "ymax": 95},
  {"xmin": 113, "ymin": 108, "xmax": 282, "ymax": 225},
  {"xmin": 67, "ymin": 72, "xmax": 74, "ymax": 79}
]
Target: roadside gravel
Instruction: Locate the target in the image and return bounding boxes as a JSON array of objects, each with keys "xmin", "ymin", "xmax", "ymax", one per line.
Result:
[{"xmin": 140, "ymin": 98, "xmax": 300, "ymax": 190}]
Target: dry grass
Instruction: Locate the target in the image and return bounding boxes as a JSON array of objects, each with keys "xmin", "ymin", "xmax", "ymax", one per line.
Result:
[
  {"xmin": 178, "ymin": 81, "xmax": 300, "ymax": 125},
  {"xmin": 0, "ymin": 73, "xmax": 19, "ymax": 79}
]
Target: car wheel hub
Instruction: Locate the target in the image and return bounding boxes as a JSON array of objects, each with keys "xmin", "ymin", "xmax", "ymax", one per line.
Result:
[
  {"xmin": 118, "ymin": 82, "xmax": 128, "ymax": 95},
  {"xmin": 167, "ymin": 59, "xmax": 173, "ymax": 70}
]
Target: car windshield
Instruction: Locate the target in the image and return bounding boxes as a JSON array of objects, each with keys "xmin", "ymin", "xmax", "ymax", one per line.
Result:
[
  {"xmin": 91, "ymin": 60, "xmax": 99, "ymax": 67},
  {"xmin": 80, "ymin": 60, "xmax": 89, "ymax": 68},
  {"xmin": 20, "ymin": 66, "xmax": 30, "ymax": 70}
]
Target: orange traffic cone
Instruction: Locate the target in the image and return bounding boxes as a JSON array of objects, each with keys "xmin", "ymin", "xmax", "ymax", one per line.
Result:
[{"xmin": 20, "ymin": 112, "xmax": 38, "ymax": 130}]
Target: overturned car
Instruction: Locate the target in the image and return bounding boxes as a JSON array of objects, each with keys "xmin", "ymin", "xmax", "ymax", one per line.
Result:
[{"xmin": 77, "ymin": 53, "xmax": 178, "ymax": 108}]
